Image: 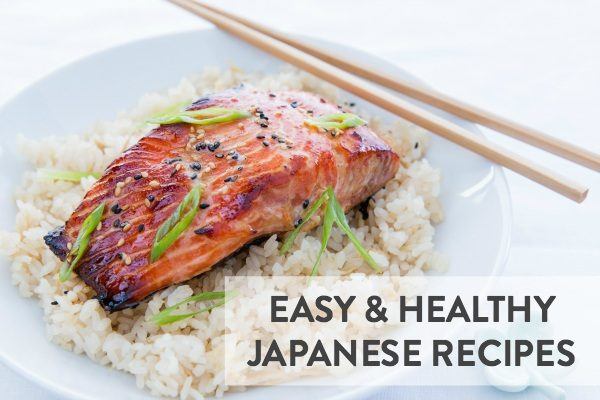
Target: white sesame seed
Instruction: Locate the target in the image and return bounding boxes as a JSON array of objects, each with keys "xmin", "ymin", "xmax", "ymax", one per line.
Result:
[
  {"xmin": 117, "ymin": 238, "xmax": 125, "ymax": 246},
  {"xmin": 141, "ymin": 171, "xmax": 149, "ymax": 178},
  {"xmin": 116, "ymin": 181, "xmax": 125, "ymax": 188},
  {"xmin": 149, "ymin": 180, "xmax": 160, "ymax": 188},
  {"xmin": 96, "ymin": 222, "xmax": 102, "ymax": 231},
  {"xmin": 114, "ymin": 188, "xmax": 122, "ymax": 196},
  {"xmin": 144, "ymin": 199, "xmax": 151, "ymax": 207},
  {"xmin": 125, "ymin": 177, "xmax": 133, "ymax": 184},
  {"xmin": 123, "ymin": 223, "xmax": 131, "ymax": 232},
  {"xmin": 66, "ymin": 242, "xmax": 72, "ymax": 250}
]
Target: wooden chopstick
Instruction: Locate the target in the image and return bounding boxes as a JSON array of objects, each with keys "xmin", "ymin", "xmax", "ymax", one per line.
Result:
[
  {"xmin": 198, "ymin": 4, "xmax": 600, "ymax": 174},
  {"xmin": 169, "ymin": 0, "xmax": 589, "ymax": 203},
  {"xmin": 198, "ymin": 2, "xmax": 600, "ymax": 174}
]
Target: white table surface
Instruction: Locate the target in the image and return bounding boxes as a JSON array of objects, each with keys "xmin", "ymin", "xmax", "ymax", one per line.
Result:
[{"xmin": 1, "ymin": 0, "xmax": 599, "ymax": 399}]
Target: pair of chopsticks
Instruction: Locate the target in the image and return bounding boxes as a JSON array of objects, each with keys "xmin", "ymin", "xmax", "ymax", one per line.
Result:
[{"xmin": 169, "ymin": 0, "xmax": 598, "ymax": 203}]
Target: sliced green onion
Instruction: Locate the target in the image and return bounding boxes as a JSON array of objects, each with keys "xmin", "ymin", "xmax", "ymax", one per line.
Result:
[
  {"xmin": 59, "ymin": 202, "xmax": 105, "ymax": 282},
  {"xmin": 150, "ymin": 185, "xmax": 203, "ymax": 262},
  {"xmin": 304, "ymin": 113, "xmax": 366, "ymax": 131},
  {"xmin": 329, "ymin": 191, "xmax": 381, "ymax": 273},
  {"xmin": 147, "ymin": 106, "xmax": 250, "ymax": 126},
  {"xmin": 311, "ymin": 196, "xmax": 336, "ymax": 277},
  {"xmin": 280, "ymin": 186, "xmax": 381, "ymax": 276},
  {"xmin": 39, "ymin": 169, "xmax": 101, "ymax": 182},
  {"xmin": 152, "ymin": 290, "xmax": 237, "ymax": 326},
  {"xmin": 280, "ymin": 189, "xmax": 330, "ymax": 255},
  {"xmin": 149, "ymin": 100, "xmax": 191, "ymax": 120}
]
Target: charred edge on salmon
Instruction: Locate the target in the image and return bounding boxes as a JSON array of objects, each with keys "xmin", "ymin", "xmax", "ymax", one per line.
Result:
[{"xmin": 44, "ymin": 226, "xmax": 68, "ymax": 261}]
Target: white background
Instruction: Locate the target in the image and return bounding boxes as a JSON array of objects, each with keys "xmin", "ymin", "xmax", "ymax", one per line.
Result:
[{"xmin": 0, "ymin": 0, "xmax": 599, "ymax": 399}]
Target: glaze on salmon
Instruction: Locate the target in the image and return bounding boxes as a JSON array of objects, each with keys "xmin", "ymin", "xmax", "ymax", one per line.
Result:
[{"xmin": 44, "ymin": 88, "xmax": 400, "ymax": 310}]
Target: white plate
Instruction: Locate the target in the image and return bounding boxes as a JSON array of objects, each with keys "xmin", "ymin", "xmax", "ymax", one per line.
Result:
[{"xmin": 0, "ymin": 29, "xmax": 511, "ymax": 399}]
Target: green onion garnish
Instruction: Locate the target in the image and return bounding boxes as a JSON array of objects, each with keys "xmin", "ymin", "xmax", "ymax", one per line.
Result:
[
  {"xmin": 59, "ymin": 202, "xmax": 105, "ymax": 282},
  {"xmin": 304, "ymin": 113, "xmax": 366, "ymax": 131},
  {"xmin": 38, "ymin": 169, "xmax": 101, "ymax": 182},
  {"xmin": 147, "ymin": 106, "xmax": 250, "ymax": 126},
  {"xmin": 329, "ymin": 191, "xmax": 381, "ymax": 273},
  {"xmin": 149, "ymin": 100, "xmax": 191, "ymax": 119},
  {"xmin": 150, "ymin": 185, "xmax": 203, "ymax": 262},
  {"xmin": 311, "ymin": 196, "xmax": 335, "ymax": 277},
  {"xmin": 279, "ymin": 190, "xmax": 330, "ymax": 255},
  {"xmin": 281, "ymin": 187, "xmax": 381, "ymax": 276},
  {"xmin": 152, "ymin": 290, "xmax": 237, "ymax": 326}
]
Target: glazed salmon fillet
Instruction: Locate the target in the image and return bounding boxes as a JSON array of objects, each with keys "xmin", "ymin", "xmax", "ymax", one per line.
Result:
[{"xmin": 44, "ymin": 88, "xmax": 400, "ymax": 310}]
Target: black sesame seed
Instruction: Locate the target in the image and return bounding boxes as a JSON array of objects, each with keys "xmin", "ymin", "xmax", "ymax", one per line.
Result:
[
  {"xmin": 111, "ymin": 203, "xmax": 122, "ymax": 214},
  {"xmin": 190, "ymin": 173, "xmax": 198, "ymax": 180},
  {"xmin": 271, "ymin": 133, "xmax": 278, "ymax": 139},
  {"xmin": 51, "ymin": 301, "xmax": 58, "ymax": 305},
  {"xmin": 349, "ymin": 102, "xmax": 356, "ymax": 107},
  {"xmin": 262, "ymin": 141, "xmax": 269, "ymax": 147},
  {"xmin": 208, "ymin": 141, "xmax": 220, "ymax": 152},
  {"xmin": 147, "ymin": 194, "xmax": 155, "ymax": 202},
  {"xmin": 63, "ymin": 290, "xmax": 69, "ymax": 294},
  {"xmin": 414, "ymin": 142, "xmax": 419, "ymax": 149},
  {"xmin": 320, "ymin": 98, "xmax": 326, "ymax": 103},
  {"xmin": 190, "ymin": 162, "xmax": 201, "ymax": 171},
  {"xmin": 134, "ymin": 173, "xmax": 143, "ymax": 180},
  {"xmin": 302, "ymin": 199, "xmax": 310, "ymax": 209},
  {"xmin": 278, "ymin": 138, "xmax": 286, "ymax": 143},
  {"xmin": 113, "ymin": 218, "xmax": 121, "ymax": 228},
  {"xmin": 166, "ymin": 157, "xmax": 182, "ymax": 165},
  {"xmin": 307, "ymin": 110, "xmax": 314, "ymax": 114},
  {"xmin": 138, "ymin": 224, "xmax": 145, "ymax": 232},
  {"xmin": 118, "ymin": 252, "xmax": 124, "ymax": 260},
  {"xmin": 294, "ymin": 218, "xmax": 303, "ymax": 227},
  {"xmin": 200, "ymin": 203, "xmax": 210, "ymax": 209},
  {"xmin": 224, "ymin": 175, "xmax": 238, "ymax": 183},
  {"xmin": 237, "ymin": 166, "xmax": 243, "ymax": 171},
  {"xmin": 290, "ymin": 101, "xmax": 298, "ymax": 108},
  {"xmin": 256, "ymin": 134, "xmax": 265, "ymax": 139},
  {"xmin": 228, "ymin": 150, "xmax": 235, "ymax": 155},
  {"xmin": 269, "ymin": 93, "xmax": 276, "ymax": 98},
  {"xmin": 260, "ymin": 122, "xmax": 268, "ymax": 128},
  {"xmin": 195, "ymin": 142, "xmax": 206, "ymax": 151},
  {"xmin": 215, "ymin": 153, "xmax": 224, "ymax": 159},
  {"xmin": 194, "ymin": 226, "xmax": 213, "ymax": 235},
  {"xmin": 232, "ymin": 154, "xmax": 239, "ymax": 160}
]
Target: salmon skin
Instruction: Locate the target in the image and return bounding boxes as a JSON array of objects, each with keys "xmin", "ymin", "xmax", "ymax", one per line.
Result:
[{"xmin": 44, "ymin": 88, "xmax": 400, "ymax": 311}]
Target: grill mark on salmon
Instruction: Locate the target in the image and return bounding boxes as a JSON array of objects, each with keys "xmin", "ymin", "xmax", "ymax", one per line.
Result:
[{"xmin": 44, "ymin": 88, "xmax": 400, "ymax": 311}]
